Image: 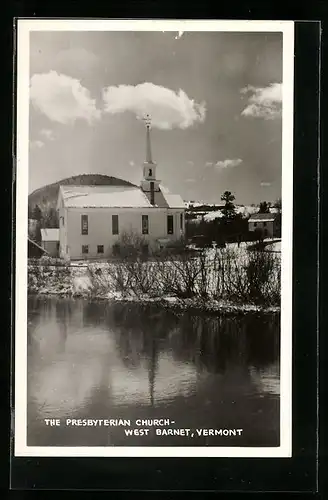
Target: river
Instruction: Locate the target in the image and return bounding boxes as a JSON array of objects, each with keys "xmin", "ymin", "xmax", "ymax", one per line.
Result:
[{"xmin": 27, "ymin": 296, "xmax": 280, "ymax": 447}]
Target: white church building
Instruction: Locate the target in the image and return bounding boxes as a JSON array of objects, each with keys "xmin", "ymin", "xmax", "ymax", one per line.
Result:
[{"xmin": 56, "ymin": 117, "xmax": 186, "ymax": 260}]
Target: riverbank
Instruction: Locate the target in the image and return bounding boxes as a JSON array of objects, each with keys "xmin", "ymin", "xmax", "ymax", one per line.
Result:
[
  {"xmin": 28, "ymin": 272, "xmax": 280, "ymax": 315},
  {"xmin": 28, "ymin": 289, "xmax": 280, "ymax": 315},
  {"xmin": 28, "ymin": 245, "xmax": 281, "ymax": 314}
]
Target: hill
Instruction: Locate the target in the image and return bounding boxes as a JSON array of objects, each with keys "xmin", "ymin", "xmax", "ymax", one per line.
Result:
[{"xmin": 28, "ymin": 174, "xmax": 136, "ymax": 228}]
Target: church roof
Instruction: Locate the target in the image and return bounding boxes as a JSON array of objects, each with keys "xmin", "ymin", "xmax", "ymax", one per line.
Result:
[
  {"xmin": 58, "ymin": 185, "xmax": 184, "ymax": 209},
  {"xmin": 60, "ymin": 185, "xmax": 152, "ymax": 208},
  {"xmin": 161, "ymin": 192, "xmax": 185, "ymax": 209}
]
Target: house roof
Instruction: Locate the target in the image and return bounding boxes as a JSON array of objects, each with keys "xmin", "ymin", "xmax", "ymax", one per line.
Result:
[
  {"xmin": 28, "ymin": 237, "xmax": 48, "ymax": 254},
  {"xmin": 58, "ymin": 185, "xmax": 185, "ymax": 209},
  {"xmin": 248, "ymin": 213, "xmax": 277, "ymax": 222},
  {"xmin": 40, "ymin": 228, "xmax": 60, "ymax": 241}
]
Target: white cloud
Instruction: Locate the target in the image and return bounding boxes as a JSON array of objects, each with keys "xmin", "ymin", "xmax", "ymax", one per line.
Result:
[
  {"xmin": 186, "ymin": 178, "xmax": 196, "ymax": 183},
  {"xmin": 40, "ymin": 128, "xmax": 55, "ymax": 140},
  {"xmin": 260, "ymin": 182, "xmax": 271, "ymax": 187},
  {"xmin": 187, "ymin": 160, "xmax": 194, "ymax": 166},
  {"xmin": 30, "ymin": 71, "xmax": 101, "ymax": 124},
  {"xmin": 30, "ymin": 140, "xmax": 44, "ymax": 149},
  {"xmin": 205, "ymin": 162, "xmax": 213, "ymax": 167},
  {"xmin": 102, "ymin": 82, "xmax": 206, "ymax": 130},
  {"xmin": 215, "ymin": 158, "xmax": 243, "ymax": 169},
  {"xmin": 241, "ymin": 83, "xmax": 282, "ymax": 120},
  {"xmin": 129, "ymin": 160, "xmax": 135, "ymax": 167}
]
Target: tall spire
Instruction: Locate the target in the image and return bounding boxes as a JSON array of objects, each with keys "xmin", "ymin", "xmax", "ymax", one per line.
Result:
[
  {"xmin": 140, "ymin": 113, "xmax": 159, "ymax": 200},
  {"xmin": 143, "ymin": 114, "xmax": 153, "ymax": 164}
]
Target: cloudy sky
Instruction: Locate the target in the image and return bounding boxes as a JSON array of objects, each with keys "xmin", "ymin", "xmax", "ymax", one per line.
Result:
[{"xmin": 28, "ymin": 30, "xmax": 282, "ymax": 204}]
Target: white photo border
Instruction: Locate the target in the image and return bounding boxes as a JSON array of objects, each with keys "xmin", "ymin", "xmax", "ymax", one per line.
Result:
[{"xmin": 14, "ymin": 19, "xmax": 294, "ymax": 458}]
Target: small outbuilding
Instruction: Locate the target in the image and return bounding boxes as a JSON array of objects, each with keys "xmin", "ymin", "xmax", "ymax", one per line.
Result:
[
  {"xmin": 248, "ymin": 213, "xmax": 280, "ymax": 238},
  {"xmin": 28, "ymin": 237, "xmax": 48, "ymax": 258},
  {"xmin": 41, "ymin": 228, "xmax": 60, "ymax": 257}
]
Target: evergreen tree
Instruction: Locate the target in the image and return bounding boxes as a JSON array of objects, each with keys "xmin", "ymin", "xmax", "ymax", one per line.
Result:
[
  {"xmin": 220, "ymin": 191, "xmax": 236, "ymax": 219},
  {"xmin": 259, "ymin": 201, "xmax": 270, "ymax": 213},
  {"xmin": 273, "ymin": 198, "xmax": 282, "ymax": 214},
  {"xmin": 31, "ymin": 205, "xmax": 42, "ymax": 242},
  {"xmin": 32, "ymin": 204, "xmax": 42, "ymax": 221},
  {"xmin": 44, "ymin": 207, "xmax": 58, "ymax": 228}
]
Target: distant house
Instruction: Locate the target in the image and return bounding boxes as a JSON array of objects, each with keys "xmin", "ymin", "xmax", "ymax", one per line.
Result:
[
  {"xmin": 248, "ymin": 213, "xmax": 280, "ymax": 238},
  {"xmin": 41, "ymin": 228, "xmax": 60, "ymax": 257},
  {"xmin": 56, "ymin": 119, "xmax": 185, "ymax": 260}
]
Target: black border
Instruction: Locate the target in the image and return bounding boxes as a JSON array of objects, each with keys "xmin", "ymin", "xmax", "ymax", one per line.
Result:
[{"xmin": 8, "ymin": 19, "xmax": 320, "ymax": 493}]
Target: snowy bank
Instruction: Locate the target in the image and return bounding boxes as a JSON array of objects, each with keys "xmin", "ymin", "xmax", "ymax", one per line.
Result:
[{"xmin": 28, "ymin": 245, "xmax": 281, "ymax": 313}]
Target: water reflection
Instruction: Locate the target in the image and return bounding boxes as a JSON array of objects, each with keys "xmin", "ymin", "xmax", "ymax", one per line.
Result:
[{"xmin": 27, "ymin": 297, "xmax": 280, "ymax": 447}]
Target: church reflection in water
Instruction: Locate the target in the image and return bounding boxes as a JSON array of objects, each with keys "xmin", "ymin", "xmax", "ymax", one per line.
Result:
[{"xmin": 27, "ymin": 297, "xmax": 280, "ymax": 447}]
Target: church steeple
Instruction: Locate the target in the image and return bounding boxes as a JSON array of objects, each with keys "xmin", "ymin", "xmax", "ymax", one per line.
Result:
[
  {"xmin": 142, "ymin": 114, "xmax": 158, "ymax": 182},
  {"xmin": 144, "ymin": 114, "xmax": 153, "ymax": 164},
  {"xmin": 140, "ymin": 114, "xmax": 161, "ymax": 205}
]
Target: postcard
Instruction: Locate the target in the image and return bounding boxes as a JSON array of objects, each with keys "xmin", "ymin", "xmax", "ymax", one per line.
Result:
[{"xmin": 14, "ymin": 19, "xmax": 294, "ymax": 458}]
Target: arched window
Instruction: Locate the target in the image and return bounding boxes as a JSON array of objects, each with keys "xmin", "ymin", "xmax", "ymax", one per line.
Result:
[{"xmin": 148, "ymin": 168, "xmax": 152, "ymax": 177}]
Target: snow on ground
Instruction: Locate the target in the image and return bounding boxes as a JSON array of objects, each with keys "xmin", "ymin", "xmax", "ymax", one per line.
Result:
[
  {"xmin": 264, "ymin": 241, "xmax": 281, "ymax": 252},
  {"xmin": 198, "ymin": 205, "xmax": 260, "ymax": 222},
  {"xmin": 184, "ymin": 200, "xmax": 218, "ymax": 208},
  {"xmin": 203, "ymin": 210, "xmax": 225, "ymax": 222},
  {"xmin": 29, "ymin": 241, "xmax": 281, "ymax": 312},
  {"xmin": 72, "ymin": 275, "xmax": 92, "ymax": 293},
  {"xmin": 184, "ymin": 199, "xmax": 279, "ymax": 221},
  {"xmin": 235, "ymin": 205, "xmax": 259, "ymax": 216}
]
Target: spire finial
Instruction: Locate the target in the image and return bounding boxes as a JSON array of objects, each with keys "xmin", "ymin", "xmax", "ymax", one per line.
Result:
[
  {"xmin": 142, "ymin": 113, "xmax": 153, "ymax": 163},
  {"xmin": 143, "ymin": 113, "xmax": 151, "ymax": 129}
]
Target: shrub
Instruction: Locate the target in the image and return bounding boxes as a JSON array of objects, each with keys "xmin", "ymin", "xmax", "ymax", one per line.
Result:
[
  {"xmin": 87, "ymin": 265, "xmax": 111, "ymax": 295},
  {"xmin": 29, "ymin": 230, "xmax": 281, "ymax": 307},
  {"xmin": 110, "ymin": 231, "xmax": 149, "ymax": 261},
  {"xmin": 244, "ymin": 250, "xmax": 280, "ymax": 305},
  {"xmin": 28, "ymin": 256, "xmax": 71, "ymax": 292}
]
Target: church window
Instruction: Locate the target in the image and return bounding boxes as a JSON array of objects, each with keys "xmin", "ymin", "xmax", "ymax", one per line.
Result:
[
  {"xmin": 82, "ymin": 245, "xmax": 89, "ymax": 254},
  {"xmin": 142, "ymin": 215, "xmax": 149, "ymax": 234},
  {"xmin": 81, "ymin": 214, "xmax": 88, "ymax": 235},
  {"xmin": 112, "ymin": 214, "xmax": 119, "ymax": 235},
  {"xmin": 167, "ymin": 215, "xmax": 174, "ymax": 235},
  {"xmin": 148, "ymin": 168, "xmax": 152, "ymax": 177}
]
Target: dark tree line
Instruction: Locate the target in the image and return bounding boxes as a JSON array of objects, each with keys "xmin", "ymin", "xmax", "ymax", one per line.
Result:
[
  {"xmin": 220, "ymin": 190, "xmax": 236, "ymax": 219},
  {"xmin": 28, "ymin": 204, "xmax": 58, "ymax": 243},
  {"xmin": 259, "ymin": 201, "xmax": 270, "ymax": 213},
  {"xmin": 28, "ymin": 204, "xmax": 58, "ymax": 228}
]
